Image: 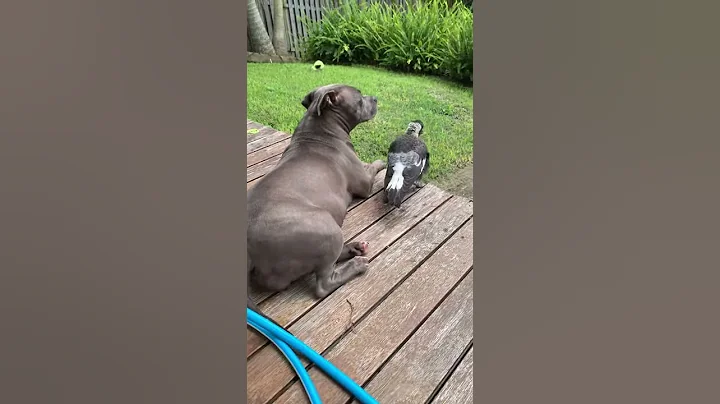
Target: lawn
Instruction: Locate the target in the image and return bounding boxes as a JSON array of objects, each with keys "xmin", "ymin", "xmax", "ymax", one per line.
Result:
[{"xmin": 246, "ymin": 63, "xmax": 473, "ymax": 183}]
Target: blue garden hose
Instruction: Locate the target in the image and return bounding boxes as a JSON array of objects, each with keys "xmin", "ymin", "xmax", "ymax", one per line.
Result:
[
  {"xmin": 247, "ymin": 318, "xmax": 321, "ymax": 403},
  {"xmin": 247, "ymin": 308, "xmax": 379, "ymax": 404}
]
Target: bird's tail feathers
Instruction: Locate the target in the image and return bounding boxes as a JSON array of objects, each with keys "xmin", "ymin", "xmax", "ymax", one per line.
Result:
[{"xmin": 385, "ymin": 164, "xmax": 415, "ymax": 208}]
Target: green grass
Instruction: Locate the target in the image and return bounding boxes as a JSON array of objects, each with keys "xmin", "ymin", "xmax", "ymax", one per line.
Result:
[
  {"xmin": 246, "ymin": 63, "xmax": 473, "ymax": 182},
  {"xmin": 302, "ymin": 0, "xmax": 473, "ymax": 84}
]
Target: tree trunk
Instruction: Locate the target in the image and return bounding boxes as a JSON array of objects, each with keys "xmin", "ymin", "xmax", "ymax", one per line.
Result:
[
  {"xmin": 271, "ymin": 0, "xmax": 289, "ymax": 55},
  {"xmin": 248, "ymin": 0, "xmax": 276, "ymax": 55}
]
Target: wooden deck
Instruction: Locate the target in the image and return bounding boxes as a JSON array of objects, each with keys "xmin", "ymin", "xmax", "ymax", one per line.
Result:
[{"xmin": 246, "ymin": 120, "xmax": 474, "ymax": 404}]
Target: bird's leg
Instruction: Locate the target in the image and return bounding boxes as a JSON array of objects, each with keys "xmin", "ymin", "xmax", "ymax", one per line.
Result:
[{"xmin": 413, "ymin": 179, "xmax": 426, "ymax": 188}]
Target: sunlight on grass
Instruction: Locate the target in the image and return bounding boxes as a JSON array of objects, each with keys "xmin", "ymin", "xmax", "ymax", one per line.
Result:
[{"xmin": 247, "ymin": 63, "xmax": 473, "ymax": 182}]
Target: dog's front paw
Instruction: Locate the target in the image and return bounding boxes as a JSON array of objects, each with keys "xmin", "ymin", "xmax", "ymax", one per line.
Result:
[{"xmin": 373, "ymin": 159, "xmax": 387, "ymax": 170}]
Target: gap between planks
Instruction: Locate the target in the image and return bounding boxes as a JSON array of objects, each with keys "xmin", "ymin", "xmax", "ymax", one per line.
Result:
[
  {"xmin": 248, "ymin": 129, "xmax": 291, "ymax": 155},
  {"xmin": 360, "ymin": 272, "xmax": 474, "ymax": 404},
  {"xmin": 246, "ymin": 204, "xmax": 473, "ymax": 404},
  {"xmin": 268, "ymin": 221, "xmax": 474, "ymax": 404},
  {"xmin": 427, "ymin": 344, "xmax": 474, "ymax": 404}
]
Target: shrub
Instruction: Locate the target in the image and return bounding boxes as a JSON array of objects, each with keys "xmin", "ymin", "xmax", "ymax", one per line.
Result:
[{"xmin": 302, "ymin": 0, "xmax": 473, "ymax": 84}]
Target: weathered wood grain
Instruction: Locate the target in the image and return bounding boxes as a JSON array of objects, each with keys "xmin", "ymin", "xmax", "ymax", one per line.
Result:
[
  {"xmin": 246, "ymin": 121, "xmax": 265, "ymax": 137},
  {"xmin": 247, "ymin": 138, "xmax": 291, "ymax": 167},
  {"xmin": 247, "ymin": 154, "xmax": 282, "ymax": 182},
  {"xmin": 247, "ymin": 131, "xmax": 292, "ymax": 154},
  {"xmin": 247, "ymin": 120, "xmax": 264, "ymax": 128},
  {"xmin": 273, "ymin": 221, "xmax": 474, "ymax": 404},
  {"xmin": 246, "ymin": 186, "xmax": 452, "ymax": 357},
  {"xmin": 340, "ymin": 185, "xmax": 420, "ymax": 241},
  {"xmin": 363, "ymin": 271, "xmax": 474, "ymax": 404},
  {"xmin": 248, "ymin": 288, "xmax": 274, "ymax": 305},
  {"xmin": 245, "ymin": 198, "xmax": 472, "ymax": 403},
  {"xmin": 246, "ymin": 124, "xmax": 278, "ymax": 145},
  {"xmin": 430, "ymin": 346, "xmax": 474, "ymax": 404}
]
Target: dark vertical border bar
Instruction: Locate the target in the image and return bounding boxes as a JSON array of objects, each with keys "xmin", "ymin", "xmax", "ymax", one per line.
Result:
[
  {"xmin": 474, "ymin": 1, "xmax": 720, "ymax": 403},
  {"xmin": 241, "ymin": 0, "xmax": 250, "ymax": 400},
  {"xmin": 1, "ymin": 0, "xmax": 247, "ymax": 402}
]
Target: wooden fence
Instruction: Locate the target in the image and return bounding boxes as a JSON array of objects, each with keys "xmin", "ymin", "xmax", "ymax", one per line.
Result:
[
  {"xmin": 253, "ymin": 0, "xmax": 411, "ymax": 59},
  {"xmin": 253, "ymin": 0, "xmax": 327, "ymax": 59}
]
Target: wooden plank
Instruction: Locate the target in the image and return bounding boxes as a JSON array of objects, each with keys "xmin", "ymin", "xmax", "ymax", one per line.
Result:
[
  {"xmin": 340, "ymin": 185, "xmax": 419, "ymax": 240},
  {"xmin": 262, "ymin": 0, "xmax": 275, "ymax": 38},
  {"xmin": 247, "ymin": 154, "xmax": 282, "ymax": 182},
  {"xmin": 247, "ymin": 138, "xmax": 290, "ymax": 167},
  {"xmin": 273, "ymin": 222, "xmax": 474, "ymax": 404},
  {"xmin": 247, "ymin": 131, "xmax": 292, "ymax": 154},
  {"xmin": 247, "ymin": 125, "xmax": 277, "ymax": 144},
  {"xmin": 248, "ymin": 289, "xmax": 274, "ymax": 306},
  {"xmin": 297, "ymin": 0, "xmax": 308, "ymax": 39},
  {"xmin": 246, "ymin": 125, "xmax": 284, "ymax": 146},
  {"xmin": 287, "ymin": 0, "xmax": 300, "ymax": 58},
  {"xmin": 312, "ymin": 0, "xmax": 321, "ymax": 22},
  {"xmin": 430, "ymin": 346, "xmax": 474, "ymax": 404},
  {"xmin": 245, "ymin": 197, "xmax": 472, "ymax": 403},
  {"xmin": 247, "ymin": 120, "xmax": 264, "ymax": 130},
  {"xmin": 246, "ymin": 186, "xmax": 453, "ymax": 357},
  {"xmin": 363, "ymin": 272, "xmax": 474, "ymax": 404},
  {"xmin": 283, "ymin": 4, "xmax": 296, "ymax": 54}
]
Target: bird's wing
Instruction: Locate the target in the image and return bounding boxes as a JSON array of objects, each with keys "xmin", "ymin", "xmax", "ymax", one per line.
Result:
[
  {"xmin": 386, "ymin": 151, "xmax": 423, "ymax": 190},
  {"xmin": 416, "ymin": 141, "xmax": 429, "ymax": 175},
  {"xmin": 401, "ymin": 151, "xmax": 424, "ymax": 181},
  {"xmin": 404, "ymin": 160, "xmax": 423, "ymax": 186}
]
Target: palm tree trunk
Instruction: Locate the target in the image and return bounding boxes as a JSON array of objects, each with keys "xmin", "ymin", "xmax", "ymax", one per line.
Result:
[
  {"xmin": 272, "ymin": 0, "xmax": 289, "ymax": 55},
  {"xmin": 248, "ymin": 0, "xmax": 276, "ymax": 55}
]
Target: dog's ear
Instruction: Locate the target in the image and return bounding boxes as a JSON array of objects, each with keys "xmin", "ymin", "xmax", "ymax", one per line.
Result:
[
  {"xmin": 301, "ymin": 90, "xmax": 314, "ymax": 110},
  {"xmin": 302, "ymin": 88, "xmax": 339, "ymax": 117}
]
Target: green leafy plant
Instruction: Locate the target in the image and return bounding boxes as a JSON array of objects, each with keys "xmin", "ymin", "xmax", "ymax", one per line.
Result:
[{"xmin": 301, "ymin": 0, "xmax": 473, "ymax": 84}]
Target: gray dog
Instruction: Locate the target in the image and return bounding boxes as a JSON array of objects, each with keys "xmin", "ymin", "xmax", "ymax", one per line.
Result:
[{"xmin": 247, "ymin": 84, "xmax": 386, "ymax": 311}]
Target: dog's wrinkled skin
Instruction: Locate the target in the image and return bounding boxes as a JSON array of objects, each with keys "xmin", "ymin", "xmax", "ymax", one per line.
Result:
[{"xmin": 247, "ymin": 84, "xmax": 386, "ymax": 300}]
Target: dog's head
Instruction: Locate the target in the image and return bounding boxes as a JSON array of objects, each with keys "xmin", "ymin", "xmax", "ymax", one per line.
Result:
[{"xmin": 301, "ymin": 84, "xmax": 378, "ymax": 128}]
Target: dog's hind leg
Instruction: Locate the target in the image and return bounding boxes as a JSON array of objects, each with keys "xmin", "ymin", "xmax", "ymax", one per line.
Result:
[{"xmin": 315, "ymin": 256, "xmax": 369, "ymax": 298}]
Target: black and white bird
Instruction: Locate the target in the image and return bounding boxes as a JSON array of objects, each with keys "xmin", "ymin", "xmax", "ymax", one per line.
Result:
[{"xmin": 383, "ymin": 120, "xmax": 430, "ymax": 209}]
